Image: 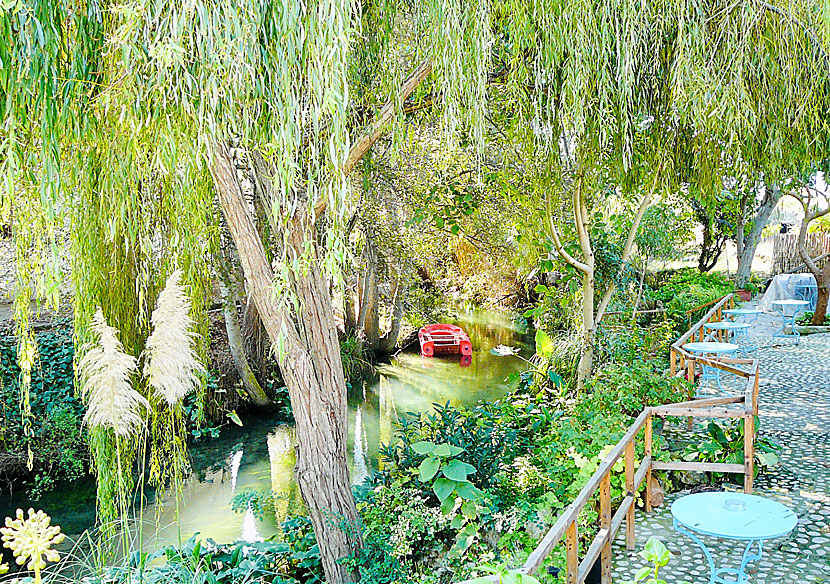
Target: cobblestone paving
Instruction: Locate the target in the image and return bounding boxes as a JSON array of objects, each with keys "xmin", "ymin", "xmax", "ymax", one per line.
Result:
[{"xmin": 611, "ymin": 310, "xmax": 830, "ymax": 582}]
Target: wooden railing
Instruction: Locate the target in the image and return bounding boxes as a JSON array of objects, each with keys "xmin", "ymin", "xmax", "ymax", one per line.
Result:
[
  {"xmin": 457, "ymin": 292, "xmax": 762, "ymax": 584},
  {"xmin": 670, "ymin": 293, "xmax": 735, "ymax": 384},
  {"xmin": 681, "ymin": 292, "xmax": 736, "ymax": 330}
]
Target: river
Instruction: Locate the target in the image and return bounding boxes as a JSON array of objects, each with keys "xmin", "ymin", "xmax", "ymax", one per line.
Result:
[{"xmin": 2, "ymin": 309, "xmax": 530, "ymax": 547}]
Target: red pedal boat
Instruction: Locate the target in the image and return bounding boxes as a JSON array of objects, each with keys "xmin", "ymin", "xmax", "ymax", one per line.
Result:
[{"xmin": 418, "ymin": 324, "xmax": 473, "ymax": 357}]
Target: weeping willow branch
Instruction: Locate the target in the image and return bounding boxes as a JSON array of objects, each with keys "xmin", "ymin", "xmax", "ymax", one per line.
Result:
[
  {"xmin": 750, "ymin": 0, "xmax": 830, "ymax": 67},
  {"xmin": 313, "ymin": 60, "xmax": 434, "ymax": 219}
]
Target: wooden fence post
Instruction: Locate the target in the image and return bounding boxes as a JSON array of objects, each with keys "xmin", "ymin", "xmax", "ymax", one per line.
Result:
[
  {"xmin": 625, "ymin": 440, "xmax": 636, "ymax": 549},
  {"xmin": 753, "ymin": 369, "xmax": 760, "ymax": 416},
  {"xmin": 744, "ymin": 413, "xmax": 755, "ymax": 494},
  {"xmin": 566, "ymin": 521, "xmax": 578, "ymax": 584},
  {"xmin": 670, "ymin": 349, "xmax": 676, "ymax": 377},
  {"xmin": 686, "ymin": 359, "xmax": 695, "ymax": 429},
  {"xmin": 600, "ymin": 473, "xmax": 612, "ymax": 584},
  {"xmin": 645, "ymin": 414, "xmax": 653, "ymax": 513}
]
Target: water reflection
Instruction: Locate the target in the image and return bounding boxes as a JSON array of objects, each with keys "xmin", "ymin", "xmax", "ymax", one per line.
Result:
[{"xmin": 140, "ymin": 309, "xmax": 530, "ymax": 545}]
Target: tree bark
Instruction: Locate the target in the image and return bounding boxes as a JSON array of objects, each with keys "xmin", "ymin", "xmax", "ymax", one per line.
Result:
[
  {"xmin": 242, "ymin": 297, "xmax": 269, "ymax": 375},
  {"xmin": 379, "ymin": 267, "xmax": 406, "ymax": 354},
  {"xmin": 814, "ymin": 262, "xmax": 830, "ymax": 324},
  {"xmin": 211, "ymin": 142, "xmax": 362, "ymax": 584},
  {"xmin": 735, "ymin": 186, "xmax": 781, "ymax": 288}
]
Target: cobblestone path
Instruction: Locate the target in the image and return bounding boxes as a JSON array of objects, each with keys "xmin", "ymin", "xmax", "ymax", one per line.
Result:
[{"xmin": 610, "ymin": 313, "xmax": 830, "ymax": 582}]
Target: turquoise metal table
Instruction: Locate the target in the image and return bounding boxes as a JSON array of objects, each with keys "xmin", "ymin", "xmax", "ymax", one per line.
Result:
[
  {"xmin": 704, "ymin": 321, "xmax": 755, "ymax": 357},
  {"xmin": 683, "ymin": 341, "xmax": 740, "ymax": 392},
  {"xmin": 671, "ymin": 492, "xmax": 797, "ymax": 584},
  {"xmin": 723, "ymin": 308, "xmax": 762, "ymax": 323},
  {"xmin": 772, "ymin": 300, "xmax": 810, "ymax": 345}
]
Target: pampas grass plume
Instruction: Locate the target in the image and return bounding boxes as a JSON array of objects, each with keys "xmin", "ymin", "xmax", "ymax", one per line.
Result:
[
  {"xmin": 80, "ymin": 309, "xmax": 149, "ymax": 437},
  {"xmin": 144, "ymin": 270, "xmax": 205, "ymax": 406}
]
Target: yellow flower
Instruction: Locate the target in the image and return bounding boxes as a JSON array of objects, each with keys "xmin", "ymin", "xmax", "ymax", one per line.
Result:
[
  {"xmin": 1, "ymin": 508, "xmax": 65, "ymax": 573},
  {"xmin": 0, "ymin": 554, "xmax": 8, "ymax": 574}
]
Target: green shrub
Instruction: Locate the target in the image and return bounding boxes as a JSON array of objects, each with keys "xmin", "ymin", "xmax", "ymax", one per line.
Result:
[
  {"xmin": 649, "ymin": 268, "xmax": 734, "ymax": 332},
  {"xmin": 339, "ymin": 333, "xmax": 374, "ymax": 382},
  {"xmin": 682, "ymin": 418, "xmax": 780, "ymax": 482},
  {"xmin": 596, "ymin": 319, "xmax": 676, "ymax": 366},
  {"xmin": 353, "ymin": 484, "xmax": 450, "ymax": 568},
  {"xmin": 0, "ymin": 327, "xmax": 88, "ymax": 496},
  {"xmin": 584, "ymin": 361, "xmax": 691, "ymax": 418},
  {"xmin": 379, "ymin": 399, "xmax": 546, "ymax": 493}
]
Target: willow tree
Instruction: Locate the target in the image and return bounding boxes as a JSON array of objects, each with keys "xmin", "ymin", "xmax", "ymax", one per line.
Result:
[
  {"xmin": 2, "ymin": 0, "xmax": 490, "ymax": 581},
  {"xmin": 487, "ymin": 0, "xmax": 830, "ymax": 385},
  {"xmin": 5, "ymin": 0, "xmax": 830, "ymax": 579}
]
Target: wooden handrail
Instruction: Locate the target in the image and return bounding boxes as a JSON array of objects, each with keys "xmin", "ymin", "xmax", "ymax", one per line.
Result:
[{"xmin": 455, "ymin": 293, "xmax": 761, "ymax": 584}]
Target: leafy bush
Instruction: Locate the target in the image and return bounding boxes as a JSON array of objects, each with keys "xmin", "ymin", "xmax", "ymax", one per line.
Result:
[
  {"xmin": 0, "ymin": 328, "xmax": 88, "ymax": 496},
  {"xmin": 649, "ymin": 268, "xmax": 734, "ymax": 331},
  {"xmin": 380, "ymin": 398, "xmax": 548, "ymax": 493},
  {"xmin": 584, "ymin": 361, "xmax": 690, "ymax": 418},
  {"xmin": 596, "ymin": 319, "xmax": 676, "ymax": 366},
  {"xmin": 88, "ymin": 531, "xmax": 311, "ymax": 584},
  {"xmin": 339, "ymin": 333, "xmax": 374, "ymax": 382},
  {"xmin": 682, "ymin": 418, "xmax": 780, "ymax": 482},
  {"xmin": 351, "ymin": 484, "xmax": 450, "ymax": 572}
]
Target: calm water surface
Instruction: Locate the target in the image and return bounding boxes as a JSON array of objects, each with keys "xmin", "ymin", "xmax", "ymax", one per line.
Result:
[{"xmin": 3, "ymin": 310, "xmax": 530, "ymax": 546}]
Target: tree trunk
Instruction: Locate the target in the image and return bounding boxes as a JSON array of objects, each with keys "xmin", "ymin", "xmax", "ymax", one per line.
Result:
[
  {"xmin": 379, "ymin": 269, "xmax": 406, "ymax": 354},
  {"xmin": 813, "ymin": 262, "xmax": 830, "ymax": 325},
  {"xmin": 242, "ymin": 297, "xmax": 269, "ymax": 375},
  {"xmin": 735, "ymin": 187, "xmax": 781, "ymax": 288},
  {"xmin": 697, "ymin": 213, "xmax": 726, "ymax": 272},
  {"xmin": 355, "ymin": 236, "xmax": 383, "ymax": 352},
  {"xmin": 576, "ymin": 269, "xmax": 595, "ymax": 390},
  {"xmin": 219, "ymin": 281, "xmax": 272, "ymax": 407},
  {"xmin": 211, "ymin": 142, "xmax": 362, "ymax": 584}
]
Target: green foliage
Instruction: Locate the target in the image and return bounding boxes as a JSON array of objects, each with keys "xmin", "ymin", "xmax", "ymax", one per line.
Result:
[
  {"xmin": 682, "ymin": 419, "xmax": 780, "ymax": 482},
  {"xmin": 467, "ymin": 564, "xmax": 542, "ymax": 584},
  {"xmin": 381, "ymin": 400, "xmax": 541, "ymax": 491},
  {"xmin": 796, "ymin": 311, "xmax": 830, "ymax": 326},
  {"xmin": 584, "ymin": 361, "xmax": 690, "ymax": 418},
  {"xmin": 91, "ymin": 531, "xmax": 312, "ymax": 584},
  {"xmin": 649, "ymin": 268, "xmax": 734, "ymax": 330},
  {"xmin": 411, "ymin": 441, "xmax": 484, "ymax": 556},
  {"xmin": 635, "ymin": 203, "xmax": 696, "ymax": 266},
  {"xmin": 403, "ymin": 285, "xmax": 456, "ymax": 332},
  {"xmin": 350, "ymin": 484, "xmax": 448, "ymax": 576},
  {"xmin": 339, "ymin": 334, "xmax": 374, "ymax": 382},
  {"xmin": 623, "ymin": 537, "xmax": 671, "ymax": 584},
  {"xmin": 340, "ymin": 530, "xmax": 408, "ymax": 584},
  {"xmin": 597, "ymin": 319, "xmax": 676, "ymax": 365},
  {"xmin": 0, "ymin": 328, "xmax": 87, "ymax": 496},
  {"xmin": 528, "ymin": 329, "xmax": 580, "ymax": 392}
]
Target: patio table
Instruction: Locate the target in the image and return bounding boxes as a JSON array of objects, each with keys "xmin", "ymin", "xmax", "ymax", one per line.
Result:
[
  {"xmin": 682, "ymin": 341, "xmax": 740, "ymax": 393},
  {"xmin": 723, "ymin": 308, "xmax": 762, "ymax": 323},
  {"xmin": 771, "ymin": 299, "xmax": 810, "ymax": 345},
  {"xmin": 703, "ymin": 321, "xmax": 755, "ymax": 357},
  {"xmin": 671, "ymin": 492, "xmax": 797, "ymax": 584}
]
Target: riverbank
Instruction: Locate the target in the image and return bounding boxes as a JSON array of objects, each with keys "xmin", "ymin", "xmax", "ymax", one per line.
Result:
[{"xmin": 0, "ymin": 309, "xmax": 531, "ymax": 549}]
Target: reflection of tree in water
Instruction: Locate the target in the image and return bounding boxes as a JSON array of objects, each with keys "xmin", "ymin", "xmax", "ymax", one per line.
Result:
[
  {"xmin": 456, "ymin": 310, "xmax": 529, "ymax": 350},
  {"xmin": 352, "ymin": 406, "xmax": 369, "ymax": 484},
  {"xmin": 268, "ymin": 427, "xmax": 303, "ymax": 526}
]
